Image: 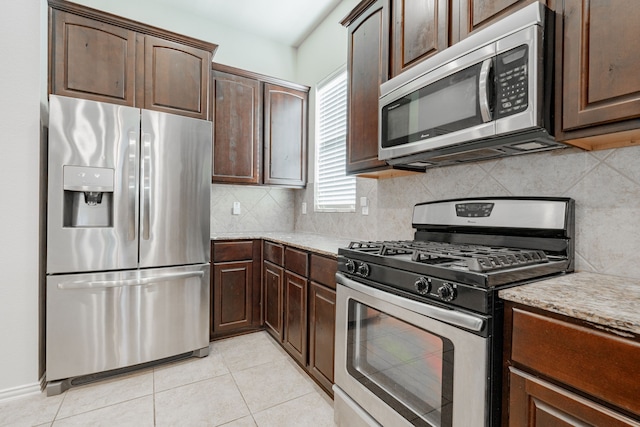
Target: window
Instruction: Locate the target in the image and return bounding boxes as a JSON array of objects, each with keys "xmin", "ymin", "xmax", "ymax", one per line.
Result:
[{"xmin": 315, "ymin": 68, "xmax": 355, "ymax": 212}]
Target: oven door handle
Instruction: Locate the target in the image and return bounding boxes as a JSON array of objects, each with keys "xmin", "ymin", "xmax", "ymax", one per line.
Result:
[{"xmin": 336, "ymin": 272, "xmax": 486, "ymax": 333}]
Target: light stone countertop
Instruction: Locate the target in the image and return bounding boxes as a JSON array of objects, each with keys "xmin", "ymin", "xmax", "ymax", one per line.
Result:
[
  {"xmin": 211, "ymin": 232, "xmax": 355, "ymax": 258},
  {"xmin": 499, "ymin": 272, "xmax": 640, "ymax": 336}
]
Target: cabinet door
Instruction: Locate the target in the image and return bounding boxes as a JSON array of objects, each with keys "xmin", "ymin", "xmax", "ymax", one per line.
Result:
[
  {"xmin": 212, "ymin": 261, "xmax": 253, "ymax": 335},
  {"xmin": 456, "ymin": 0, "xmax": 546, "ymax": 42},
  {"xmin": 308, "ymin": 282, "xmax": 336, "ymax": 395},
  {"xmin": 263, "ymin": 84, "xmax": 308, "ymax": 187},
  {"xmin": 143, "ymin": 35, "xmax": 210, "ymax": 120},
  {"xmin": 560, "ymin": 0, "xmax": 640, "ymax": 133},
  {"xmin": 345, "ymin": 0, "xmax": 390, "ymax": 174},
  {"xmin": 283, "ymin": 271, "xmax": 308, "ymax": 365},
  {"xmin": 508, "ymin": 368, "xmax": 640, "ymax": 427},
  {"xmin": 211, "ymin": 71, "xmax": 261, "ymax": 184},
  {"xmin": 50, "ymin": 10, "xmax": 136, "ymax": 105},
  {"xmin": 263, "ymin": 260, "xmax": 284, "ymax": 342},
  {"xmin": 391, "ymin": 0, "xmax": 450, "ymax": 77}
]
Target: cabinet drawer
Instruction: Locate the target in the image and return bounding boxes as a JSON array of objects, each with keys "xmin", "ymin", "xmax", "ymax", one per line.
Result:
[
  {"xmin": 285, "ymin": 247, "xmax": 308, "ymax": 277},
  {"xmin": 509, "ymin": 367, "xmax": 640, "ymax": 427},
  {"xmin": 213, "ymin": 240, "xmax": 254, "ymax": 262},
  {"xmin": 310, "ymin": 254, "xmax": 337, "ymax": 290},
  {"xmin": 511, "ymin": 307, "xmax": 640, "ymax": 416},
  {"xmin": 263, "ymin": 241, "xmax": 284, "ymax": 266}
]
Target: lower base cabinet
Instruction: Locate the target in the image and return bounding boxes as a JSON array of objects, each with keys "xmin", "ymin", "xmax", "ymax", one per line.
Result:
[
  {"xmin": 263, "ymin": 259, "xmax": 284, "ymax": 342},
  {"xmin": 504, "ymin": 302, "xmax": 640, "ymax": 426},
  {"xmin": 308, "ymin": 281, "xmax": 336, "ymax": 393},
  {"xmin": 261, "ymin": 241, "xmax": 337, "ymax": 396},
  {"xmin": 283, "ymin": 271, "xmax": 308, "ymax": 366},
  {"xmin": 508, "ymin": 368, "xmax": 640, "ymax": 427},
  {"xmin": 210, "ymin": 240, "xmax": 262, "ymax": 339},
  {"xmin": 212, "ymin": 239, "xmax": 337, "ymax": 395}
]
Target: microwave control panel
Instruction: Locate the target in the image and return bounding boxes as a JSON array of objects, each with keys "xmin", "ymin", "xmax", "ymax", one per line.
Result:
[{"xmin": 495, "ymin": 45, "xmax": 529, "ymax": 118}]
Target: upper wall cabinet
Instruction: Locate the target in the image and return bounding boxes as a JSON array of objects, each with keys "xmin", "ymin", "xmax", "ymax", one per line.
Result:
[
  {"xmin": 391, "ymin": 0, "xmax": 450, "ymax": 77},
  {"xmin": 141, "ymin": 36, "xmax": 211, "ymax": 119},
  {"xmin": 48, "ymin": 0, "xmax": 216, "ymax": 120},
  {"xmin": 263, "ymin": 83, "xmax": 308, "ymax": 187},
  {"xmin": 455, "ymin": 0, "xmax": 550, "ymax": 42},
  {"xmin": 341, "ymin": 0, "xmax": 391, "ymax": 175},
  {"xmin": 50, "ymin": 10, "xmax": 136, "ymax": 106},
  {"xmin": 211, "ymin": 69, "xmax": 262, "ymax": 184},
  {"xmin": 555, "ymin": 0, "xmax": 640, "ymax": 150},
  {"xmin": 210, "ymin": 64, "xmax": 309, "ymax": 188}
]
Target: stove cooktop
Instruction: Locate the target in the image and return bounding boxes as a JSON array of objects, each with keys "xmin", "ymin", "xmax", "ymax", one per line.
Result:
[
  {"xmin": 336, "ymin": 197, "xmax": 575, "ymax": 313},
  {"xmin": 346, "ymin": 240, "xmax": 551, "ymax": 273}
]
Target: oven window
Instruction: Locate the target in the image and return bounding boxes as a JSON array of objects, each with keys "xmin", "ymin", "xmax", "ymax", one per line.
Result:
[{"xmin": 346, "ymin": 300, "xmax": 454, "ymax": 427}]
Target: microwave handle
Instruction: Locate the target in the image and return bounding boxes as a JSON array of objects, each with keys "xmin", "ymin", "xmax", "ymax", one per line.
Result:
[{"xmin": 478, "ymin": 58, "xmax": 493, "ymax": 122}]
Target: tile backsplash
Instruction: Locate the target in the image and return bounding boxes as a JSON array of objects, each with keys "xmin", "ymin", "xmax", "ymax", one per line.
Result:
[
  {"xmin": 210, "ymin": 184, "xmax": 296, "ymax": 233},
  {"xmin": 212, "ymin": 145, "xmax": 640, "ymax": 280}
]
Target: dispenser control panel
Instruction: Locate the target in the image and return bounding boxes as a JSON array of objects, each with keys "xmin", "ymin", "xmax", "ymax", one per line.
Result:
[{"xmin": 63, "ymin": 166, "xmax": 114, "ymax": 192}]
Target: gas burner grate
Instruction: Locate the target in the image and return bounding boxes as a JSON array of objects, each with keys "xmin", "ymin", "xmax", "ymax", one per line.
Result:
[
  {"xmin": 346, "ymin": 240, "xmax": 550, "ymax": 272},
  {"xmin": 411, "ymin": 245, "xmax": 549, "ymax": 272}
]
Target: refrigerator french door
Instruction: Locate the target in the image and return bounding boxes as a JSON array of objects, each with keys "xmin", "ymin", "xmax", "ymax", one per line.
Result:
[{"xmin": 46, "ymin": 95, "xmax": 212, "ymax": 389}]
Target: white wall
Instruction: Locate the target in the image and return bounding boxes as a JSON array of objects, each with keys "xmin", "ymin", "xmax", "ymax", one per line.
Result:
[
  {"xmin": 296, "ymin": 0, "xmax": 360, "ymax": 182},
  {"xmin": 0, "ymin": 1, "xmax": 44, "ymax": 397},
  {"xmin": 70, "ymin": 0, "xmax": 298, "ymax": 81}
]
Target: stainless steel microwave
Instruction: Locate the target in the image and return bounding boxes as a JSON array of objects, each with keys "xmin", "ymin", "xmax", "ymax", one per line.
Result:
[{"xmin": 379, "ymin": 3, "xmax": 565, "ymax": 171}]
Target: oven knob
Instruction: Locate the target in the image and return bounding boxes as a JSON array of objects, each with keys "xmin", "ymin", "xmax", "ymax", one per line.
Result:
[
  {"xmin": 414, "ymin": 277, "xmax": 431, "ymax": 295},
  {"xmin": 345, "ymin": 259, "xmax": 356, "ymax": 274},
  {"xmin": 437, "ymin": 283, "xmax": 456, "ymax": 302},
  {"xmin": 357, "ymin": 262, "xmax": 370, "ymax": 277}
]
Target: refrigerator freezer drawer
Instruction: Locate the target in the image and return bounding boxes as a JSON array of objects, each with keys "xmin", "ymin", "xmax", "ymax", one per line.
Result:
[{"xmin": 46, "ymin": 264, "xmax": 209, "ymax": 381}]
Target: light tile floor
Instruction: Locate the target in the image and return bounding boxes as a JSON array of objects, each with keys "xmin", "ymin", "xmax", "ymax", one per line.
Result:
[{"xmin": 0, "ymin": 332, "xmax": 336, "ymax": 427}]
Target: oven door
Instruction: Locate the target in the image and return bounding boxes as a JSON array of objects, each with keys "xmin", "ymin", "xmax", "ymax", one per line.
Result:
[{"xmin": 334, "ymin": 273, "xmax": 490, "ymax": 427}]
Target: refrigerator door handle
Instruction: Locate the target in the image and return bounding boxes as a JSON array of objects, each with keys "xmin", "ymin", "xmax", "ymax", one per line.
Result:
[
  {"xmin": 141, "ymin": 132, "xmax": 152, "ymax": 241},
  {"xmin": 127, "ymin": 130, "xmax": 138, "ymax": 241},
  {"xmin": 56, "ymin": 271, "xmax": 205, "ymax": 290}
]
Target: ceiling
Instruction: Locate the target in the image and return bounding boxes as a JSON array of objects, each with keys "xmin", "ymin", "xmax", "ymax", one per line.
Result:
[{"xmin": 154, "ymin": 0, "xmax": 344, "ymax": 47}]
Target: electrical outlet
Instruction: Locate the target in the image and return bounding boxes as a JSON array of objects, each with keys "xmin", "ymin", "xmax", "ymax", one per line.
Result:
[
  {"xmin": 232, "ymin": 201, "xmax": 241, "ymax": 215},
  {"xmin": 362, "ymin": 205, "xmax": 369, "ymax": 215},
  {"xmin": 360, "ymin": 197, "xmax": 368, "ymax": 207},
  {"xmin": 302, "ymin": 202, "xmax": 307, "ymax": 215}
]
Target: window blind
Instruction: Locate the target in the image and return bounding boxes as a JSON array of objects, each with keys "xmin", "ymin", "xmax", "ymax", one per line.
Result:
[{"xmin": 315, "ymin": 69, "xmax": 355, "ymax": 212}]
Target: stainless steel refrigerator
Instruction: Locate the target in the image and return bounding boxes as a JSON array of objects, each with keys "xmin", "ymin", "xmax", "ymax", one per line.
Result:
[{"xmin": 46, "ymin": 95, "xmax": 211, "ymax": 394}]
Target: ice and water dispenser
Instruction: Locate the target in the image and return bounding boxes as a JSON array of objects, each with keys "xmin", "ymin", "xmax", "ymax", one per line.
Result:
[{"xmin": 63, "ymin": 165, "xmax": 114, "ymax": 227}]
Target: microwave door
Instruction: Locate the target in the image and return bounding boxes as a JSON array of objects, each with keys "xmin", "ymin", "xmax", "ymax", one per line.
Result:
[{"xmin": 379, "ymin": 45, "xmax": 497, "ymax": 162}]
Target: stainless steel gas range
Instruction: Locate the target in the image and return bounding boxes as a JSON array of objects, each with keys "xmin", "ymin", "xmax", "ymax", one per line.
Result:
[{"xmin": 333, "ymin": 197, "xmax": 575, "ymax": 427}]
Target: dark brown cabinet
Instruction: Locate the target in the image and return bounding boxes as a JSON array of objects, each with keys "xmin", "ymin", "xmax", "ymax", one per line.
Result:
[
  {"xmin": 341, "ymin": 0, "xmax": 391, "ymax": 175},
  {"xmin": 282, "ymin": 247, "xmax": 309, "ymax": 364},
  {"xmin": 50, "ymin": 9, "xmax": 136, "ymax": 106},
  {"xmin": 211, "ymin": 68, "xmax": 262, "ymax": 184},
  {"xmin": 504, "ymin": 303, "xmax": 640, "ymax": 426},
  {"xmin": 456, "ymin": 0, "xmax": 548, "ymax": 42},
  {"xmin": 556, "ymin": 0, "xmax": 640, "ymax": 149},
  {"xmin": 261, "ymin": 241, "xmax": 337, "ymax": 396},
  {"xmin": 210, "ymin": 240, "xmax": 262, "ymax": 339},
  {"xmin": 283, "ymin": 271, "xmax": 308, "ymax": 365},
  {"xmin": 210, "ymin": 64, "xmax": 308, "ymax": 187},
  {"xmin": 391, "ymin": 0, "xmax": 450, "ymax": 77},
  {"xmin": 263, "ymin": 241, "xmax": 285, "ymax": 341},
  {"xmin": 263, "ymin": 84, "xmax": 308, "ymax": 187},
  {"xmin": 49, "ymin": 0, "xmax": 215, "ymax": 120},
  {"xmin": 141, "ymin": 35, "xmax": 210, "ymax": 119},
  {"xmin": 308, "ymin": 254, "xmax": 337, "ymax": 395}
]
